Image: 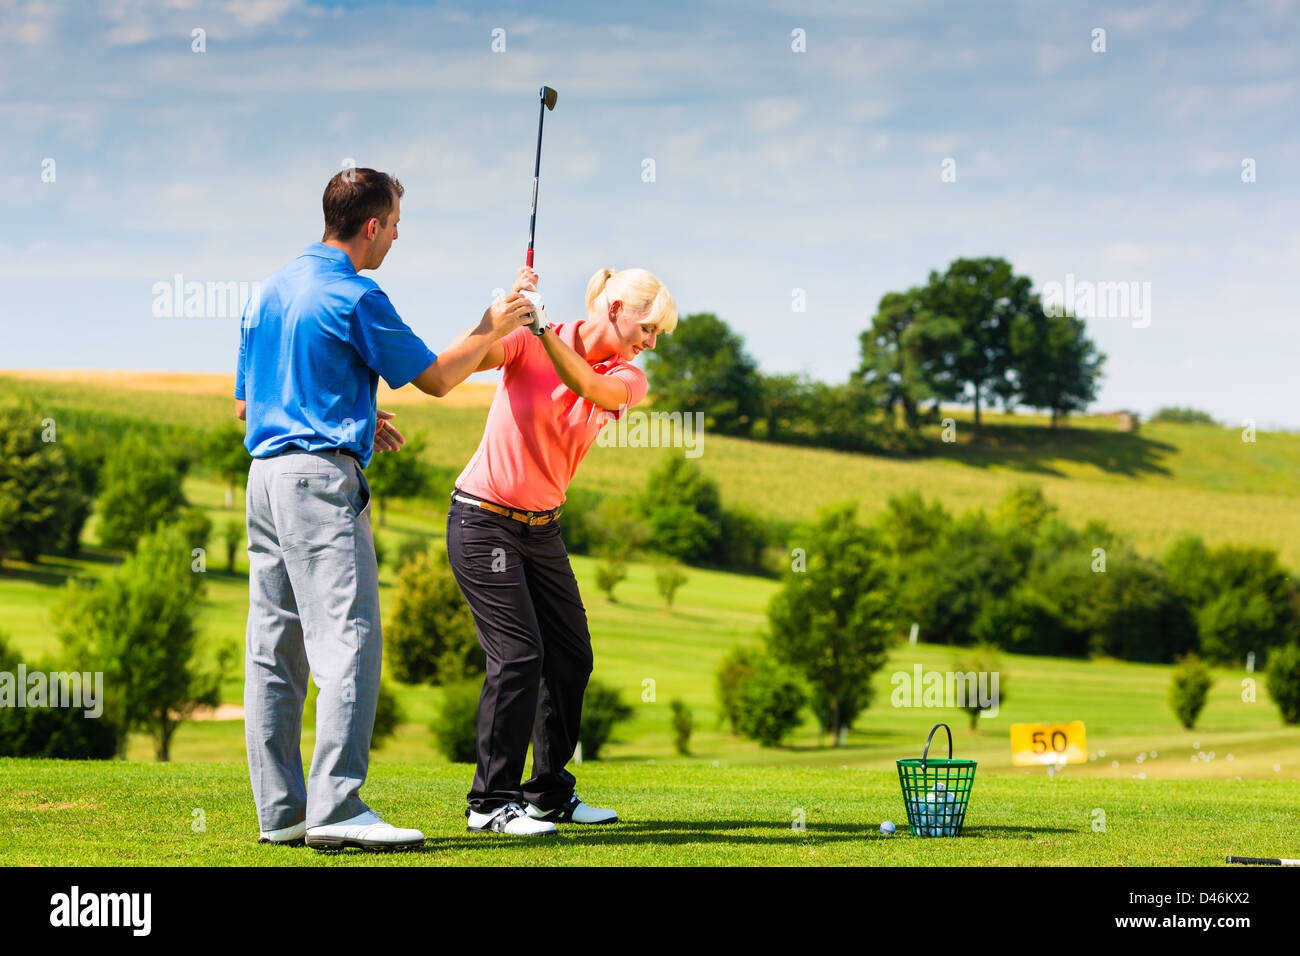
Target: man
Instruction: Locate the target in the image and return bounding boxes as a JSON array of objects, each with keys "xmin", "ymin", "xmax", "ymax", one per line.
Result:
[{"xmin": 235, "ymin": 167, "xmax": 535, "ymax": 850}]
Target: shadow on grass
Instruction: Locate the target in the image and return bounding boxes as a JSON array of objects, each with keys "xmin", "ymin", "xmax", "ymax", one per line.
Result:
[
  {"xmin": 928, "ymin": 424, "xmax": 1176, "ymax": 479},
  {"xmin": 417, "ymin": 819, "xmax": 1078, "ymax": 851}
]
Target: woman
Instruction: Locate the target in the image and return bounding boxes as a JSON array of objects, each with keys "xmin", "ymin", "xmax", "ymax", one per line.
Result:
[{"xmin": 448, "ymin": 265, "xmax": 677, "ymax": 836}]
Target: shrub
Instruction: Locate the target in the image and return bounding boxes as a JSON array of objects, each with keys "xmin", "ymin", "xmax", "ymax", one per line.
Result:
[
  {"xmin": 0, "ymin": 397, "xmax": 79, "ymax": 564},
  {"xmin": 654, "ymin": 561, "xmax": 688, "ymax": 608},
  {"xmin": 594, "ymin": 559, "xmax": 627, "ymax": 602},
  {"xmin": 1168, "ymin": 654, "xmax": 1213, "ymax": 729},
  {"xmin": 1265, "ymin": 644, "xmax": 1300, "ymax": 725},
  {"xmin": 735, "ymin": 659, "xmax": 806, "ymax": 747},
  {"xmin": 713, "ymin": 507, "xmax": 770, "ymax": 572},
  {"xmin": 578, "ymin": 680, "xmax": 634, "ymax": 760},
  {"xmin": 951, "ymin": 645, "xmax": 1008, "ymax": 730},
  {"xmin": 432, "ymin": 681, "xmax": 482, "ymax": 763},
  {"xmin": 385, "ymin": 550, "xmax": 480, "ymax": 685},
  {"xmin": 715, "ymin": 645, "xmax": 763, "ymax": 734},
  {"xmin": 394, "ymin": 533, "xmax": 429, "ymax": 572},
  {"xmin": 669, "ymin": 698, "xmax": 693, "ymax": 755},
  {"xmin": 0, "ymin": 635, "xmax": 122, "ymax": 759}
]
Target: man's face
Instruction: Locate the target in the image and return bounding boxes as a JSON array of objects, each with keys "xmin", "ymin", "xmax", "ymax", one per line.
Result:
[{"xmin": 366, "ymin": 194, "xmax": 400, "ymax": 269}]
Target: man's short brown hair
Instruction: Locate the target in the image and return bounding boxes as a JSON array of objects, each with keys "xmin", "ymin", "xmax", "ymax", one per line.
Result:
[{"xmin": 322, "ymin": 168, "xmax": 404, "ymax": 241}]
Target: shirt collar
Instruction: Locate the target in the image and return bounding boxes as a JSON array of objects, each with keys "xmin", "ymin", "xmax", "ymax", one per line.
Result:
[{"xmin": 301, "ymin": 242, "xmax": 357, "ymax": 273}]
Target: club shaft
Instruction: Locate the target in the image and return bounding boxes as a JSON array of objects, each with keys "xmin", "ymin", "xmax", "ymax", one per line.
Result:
[
  {"xmin": 527, "ymin": 94, "xmax": 547, "ymax": 265},
  {"xmin": 1226, "ymin": 855, "xmax": 1300, "ymax": 865}
]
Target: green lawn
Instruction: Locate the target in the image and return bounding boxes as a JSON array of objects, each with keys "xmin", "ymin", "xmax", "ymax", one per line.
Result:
[{"xmin": 2, "ymin": 760, "xmax": 1295, "ymax": 866}]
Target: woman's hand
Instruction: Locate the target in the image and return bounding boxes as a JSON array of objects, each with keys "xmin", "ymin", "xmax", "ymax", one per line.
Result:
[{"xmin": 511, "ymin": 266, "xmax": 539, "ymax": 293}]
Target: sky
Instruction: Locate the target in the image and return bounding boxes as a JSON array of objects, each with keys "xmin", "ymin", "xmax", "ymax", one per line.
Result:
[{"xmin": 2, "ymin": 0, "xmax": 1297, "ymax": 427}]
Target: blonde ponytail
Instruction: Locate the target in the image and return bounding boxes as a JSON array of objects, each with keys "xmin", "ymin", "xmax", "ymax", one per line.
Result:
[{"xmin": 584, "ymin": 267, "xmax": 679, "ymax": 334}]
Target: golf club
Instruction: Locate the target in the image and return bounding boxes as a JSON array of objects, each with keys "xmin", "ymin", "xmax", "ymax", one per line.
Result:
[{"xmin": 522, "ymin": 85, "xmax": 557, "ymax": 333}]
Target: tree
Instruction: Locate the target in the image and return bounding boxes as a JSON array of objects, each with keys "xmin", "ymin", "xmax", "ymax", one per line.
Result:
[
  {"xmin": 56, "ymin": 524, "xmax": 222, "ymax": 760},
  {"xmin": 855, "ymin": 288, "xmax": 935, "ymax": 430},
  {"xmin": 913, "ymin": 258, "xmax": 1039, "ymax": 435},
  {"xmin": 643, "ymin": 312, "xmax": 765, "ymax": 436},
  {"xmin": 757, "ymin": 372, "xmax": 812, "ymax": 442},
  {"xmin": 385, "ymin": 550, "xmax": 481, "ymax": 684},
  {"xmin": 0, "ymin": 398, "xmax": 78, "ymax": 564},
  {"xmin": 1009, "ymin": 308, "xmax": 1105, "ymax": 426},
  {"xmin": 222, "ymin": 519, "xmax": 243, "ymax": 573},
  {"xmin": 655, "ymin": 561, "xmax": 688, "ymax": 608},
  {"xmin": 96, "ymin": 433, "xmax": 188, "ymax": 552},
  {"xmin": 670, "ymin": 698, "xmax": 693, "ymax": 755},
  {"xmin": 1265, "ymin": 644, "xmax": 1300, "ymax": 725},
  {"xmin": 715, "ymin": 645, "xmax": 763, "ymax": 734},
  {"xmin": 766, "ymin": 502, "xmax": 894, "ymax": 743},
  {"xmin": 364, "ymin": 435, "xmax": 430, "ymax": 526},
  {"xmin": 1163, "ymin": 537, "xmax": 1300, "ymax": 666},
  {"xmin": 951, "ymin": 645, "xmax": 1008, "ymax": 730},
  {"xmin": 1168, "ymin": 654, "xmax": 1213, "ymax": 729},
  {"xmin": 640, "ymin": 453, "xmax": 722, "ymax": 563},
  {"xmin": 203, "ymin": 423, "xmax": 250, "ymax": 509}
]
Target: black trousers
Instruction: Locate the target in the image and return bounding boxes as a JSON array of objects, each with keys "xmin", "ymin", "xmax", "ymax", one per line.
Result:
[{"xmin": 446, "ymin": 493, "xmax": 594, "ymax": 813}]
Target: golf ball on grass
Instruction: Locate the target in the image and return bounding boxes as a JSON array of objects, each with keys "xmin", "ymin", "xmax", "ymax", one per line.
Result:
[{"xmin": 880, "ymin": 820, "xmax": 895, "ymax": 835}]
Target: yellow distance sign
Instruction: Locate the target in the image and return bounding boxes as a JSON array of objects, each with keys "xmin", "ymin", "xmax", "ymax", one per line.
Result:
[{"xmin": 1010, "ymin": 721, "xmax": 1087, "ymax": 766}]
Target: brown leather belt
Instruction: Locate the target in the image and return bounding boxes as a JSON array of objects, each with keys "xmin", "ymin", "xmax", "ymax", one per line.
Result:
[{"xmin": 452, "ymin": 491, "xmax": 562, "ymax": 526}]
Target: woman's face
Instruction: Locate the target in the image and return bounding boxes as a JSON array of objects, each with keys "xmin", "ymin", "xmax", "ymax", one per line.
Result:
[{"xmin": 606, "ymin": 300, "xmax": 658, "ymax": 362}]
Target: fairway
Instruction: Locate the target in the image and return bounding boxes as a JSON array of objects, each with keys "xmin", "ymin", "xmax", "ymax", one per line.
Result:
[{"xmin": 4, "ymin": 760, "xmax": 1297, "ymax": 867}]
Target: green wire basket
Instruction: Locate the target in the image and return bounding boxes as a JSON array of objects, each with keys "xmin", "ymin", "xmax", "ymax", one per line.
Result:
[{"xmin": 896, "ymin": 723, "xmax": 977, "ymax": 837}]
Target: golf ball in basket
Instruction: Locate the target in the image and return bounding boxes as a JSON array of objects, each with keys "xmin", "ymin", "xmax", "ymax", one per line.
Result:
[{"xmin": 880, "ymin": 820, "xmax": 895, "ymax": 835}]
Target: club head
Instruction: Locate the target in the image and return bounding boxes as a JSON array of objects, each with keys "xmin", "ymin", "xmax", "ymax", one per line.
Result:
[{"xmin": 540, "ymin": 85, "xmax": 557, "ymax": 110}]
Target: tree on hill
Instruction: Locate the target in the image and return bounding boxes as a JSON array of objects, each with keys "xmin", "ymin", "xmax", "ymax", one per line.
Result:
[
  {"xmin": 643, "ymin": 312, "xmax": 765, "ymax": 436},
  {"xmin": 1009, "ymin": 308, "xmax": 1105, "ymax": 426},
  {"xmin": 855, "ymin": 287, "xmax": 936, "ymax": 430}
]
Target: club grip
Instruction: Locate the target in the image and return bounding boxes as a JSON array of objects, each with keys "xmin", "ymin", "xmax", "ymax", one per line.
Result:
[{"xmin": 526, "ymin": 248, "xmax": 534, "ymax": 268}]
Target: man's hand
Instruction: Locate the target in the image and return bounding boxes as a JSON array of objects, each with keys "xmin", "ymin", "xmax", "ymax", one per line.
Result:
[
  {"xmin": 483, "ymin": 291, "xmax": 538, "ymax": 338},
  {"xmin": 373, "ymin": 409, "xmax": 406, "ymax": 453}
]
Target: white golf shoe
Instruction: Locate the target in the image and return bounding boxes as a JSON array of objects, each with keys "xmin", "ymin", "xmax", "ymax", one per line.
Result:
[
  {"xmin": 305, "ymin": 809, "xmax": 425, "ymax": 851},
  {"xmin": 466, "ymin": 803, "xmax": 559, "ymax": 836},
  {"xmin": 258, "ymin": 820, "xmax": 306, "ymax": 846},
  {"xmin": 526, "ymin": 793, "xmax": 618, "ymax": 825}
]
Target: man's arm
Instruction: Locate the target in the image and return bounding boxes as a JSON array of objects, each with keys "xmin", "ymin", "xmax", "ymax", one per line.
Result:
[
  {"xmin": 411, "ymin": 293, "xmax": 535, "ymax": 397},
  {"xmin": 538, "ymin": 330, "xmax": 628, "ymax": 411}
]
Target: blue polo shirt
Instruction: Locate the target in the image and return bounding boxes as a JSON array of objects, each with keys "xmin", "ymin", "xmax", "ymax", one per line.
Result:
[{"xmin": 234, "ymin": 243, "xmax": 436, "ymax": 467}]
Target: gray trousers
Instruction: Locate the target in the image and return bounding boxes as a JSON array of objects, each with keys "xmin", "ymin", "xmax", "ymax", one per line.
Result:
[{"xmin": 243, "ymin": 449, "xmax": 381, "ymax": 831}]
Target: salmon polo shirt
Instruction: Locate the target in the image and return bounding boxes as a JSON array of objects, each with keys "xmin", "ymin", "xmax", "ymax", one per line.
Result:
[{"xmin": 455, "ymin": 320, "xmax": 648, "ymax": 512}]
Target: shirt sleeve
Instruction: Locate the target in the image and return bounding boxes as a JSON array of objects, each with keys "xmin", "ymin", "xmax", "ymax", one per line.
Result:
[
  {"xmin": 601, "ymin": 364, "xmax": 648, "ymax": 420},
  {"xmin": 495, "ymin": 326, "xmax": 529, "ymax": 370},
  {"xmin": 234, "ymin": 320, "xmax": 247, "ymax": 400},
  {"xmin": 349, "ymin": 288, "xmax": 438, "ymax": 389}
]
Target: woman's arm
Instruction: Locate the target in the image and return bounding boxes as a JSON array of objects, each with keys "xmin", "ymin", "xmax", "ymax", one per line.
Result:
[{"xmin": 538, "ymin": 330, "xmax": 628, "ymax": 411}]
